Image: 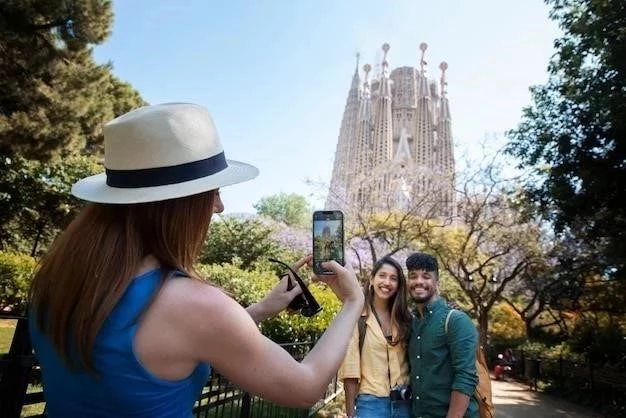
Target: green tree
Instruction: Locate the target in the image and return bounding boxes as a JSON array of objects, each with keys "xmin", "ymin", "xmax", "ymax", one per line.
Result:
[
  {"xmin": 200, "ymin": 216, "xmax": 282, "ymax": 270},
  {"xmin": 506, "ymin": 0, "xmax": 626, "ymax": 280},
  {"xmin": 0, "ymin": 153, "xmax": 101, "ymax": 254},
  {"xmin": 424, "ymin": 208, "xmax": 545, "ymax": 347},
  {"xmin": 253, "ymin": 193, "xmax": 312, "ymax": 228},
  {"xmin": 417, "ymin": 151, "xmax": 552, "ymax": 347},
  {"xmin": 488, "ymin": 303, "xmax": 526, "ymax": 346},
  {"xmin": 0, "ymin": 0, "xmax": 145, "ymax": 160}
]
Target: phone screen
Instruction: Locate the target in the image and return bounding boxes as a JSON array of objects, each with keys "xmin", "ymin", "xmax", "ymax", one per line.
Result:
[{"xmin": 312, "ymin": 210, "xmax": 345, "ymax": 274}]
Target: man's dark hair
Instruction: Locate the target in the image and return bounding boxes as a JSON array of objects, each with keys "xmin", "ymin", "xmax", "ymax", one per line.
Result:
[{"xmin": 406, "ymin": 252, "xmax": 438, "ymax": 275}]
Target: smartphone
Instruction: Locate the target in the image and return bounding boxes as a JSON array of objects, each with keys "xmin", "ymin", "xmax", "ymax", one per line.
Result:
[{"xmin": 312, "ymin": 210, "xmax": 345, "ymax": 275}]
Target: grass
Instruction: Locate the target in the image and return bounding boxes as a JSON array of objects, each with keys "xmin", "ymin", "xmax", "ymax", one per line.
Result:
[
  {"xmin": 21, "ymin": 384, "xmax": 45, "ymax": 418},
  {"xmin": 0, "ymin": 319, "xmax": 17, "ymax": 353}
]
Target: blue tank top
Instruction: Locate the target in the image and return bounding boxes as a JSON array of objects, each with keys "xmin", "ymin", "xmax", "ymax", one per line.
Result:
[{"xmin": 29, "ymin": 268, "xmax": 212, "ymax": 417}]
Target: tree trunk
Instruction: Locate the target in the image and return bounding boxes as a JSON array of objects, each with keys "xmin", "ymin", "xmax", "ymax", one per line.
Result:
[
  {"xmin": 478, "ymin": 308, "xmax": 489, "ymax": 348},
  {"xmin": 525, "ymin": 317, "xmax": 534, "ymax": 340},
  {"xmin": 30, "ymin": 221, "xmax": 45, "ymax": 257},
  {"xmin": 366, "ymin": 237, "xmax": 377, "ymax": 264},
  {"xmin": 350, "ymin": 246, "xmax": 364, "ymax": 278}
]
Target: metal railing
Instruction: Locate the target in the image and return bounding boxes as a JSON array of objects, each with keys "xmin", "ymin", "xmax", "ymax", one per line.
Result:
[
  {"xmin": 518, "ymin": 350, "xmax": 625, "ymax": 415},
  {"xmin": 0, "ymin": 315, "xmax": 341, "ymax": 418}
]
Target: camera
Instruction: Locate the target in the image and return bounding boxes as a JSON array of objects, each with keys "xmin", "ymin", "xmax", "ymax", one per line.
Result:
[{"xmin": 389, "ymin": 384, "xmax": 412, "ymax": 401}]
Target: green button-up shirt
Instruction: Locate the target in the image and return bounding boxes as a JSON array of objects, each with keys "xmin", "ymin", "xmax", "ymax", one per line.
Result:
[{"xmin": 409, "ymin": 298, "xmax": 478, "ymax": 418}]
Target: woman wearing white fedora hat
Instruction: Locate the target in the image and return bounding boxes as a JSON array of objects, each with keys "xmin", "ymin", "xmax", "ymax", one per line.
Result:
[{"xmin": 27, "ymin": 102, "xmax": 364, "ymax": 417}]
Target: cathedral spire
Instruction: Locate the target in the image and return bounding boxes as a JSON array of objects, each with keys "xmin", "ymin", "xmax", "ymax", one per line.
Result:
[
  {"xmin": 353, "ymin": 62, "xmax": 373, "ymax": 203},
  {"xmin": 371, "ymin": 42, "xmax": 393, "ymax": 177},
  {"xmin": 419, "ymin": 42, "xmax": 428, "ymax": 75},
  {"xmin": 351, "ymin": 53, "xmax": 361, "ymax": 89},
  {"xmin": 435, "ymin": 60, "xmax": 454, "ymax": 216},
  {"xmin": 417, "ymin": 42, "xmax": 430, "ymax": 99},
  {"xmin": 439, "ymin": 61, "xmax": 448, "ymax": 97},
  {"xmin": 380, "ymin": 43, "xmax": 392, "ymax": 96},
  {"xmin": 363, "ymin": 63, "xmax": 371, "ymax": 92},
  {"xmin": 439, "ymin": 61, "xmax": 450, "ymax": 120},
  {"xmin": 325, "ymin": 51, "xmax": 363, "ymax": 210}
]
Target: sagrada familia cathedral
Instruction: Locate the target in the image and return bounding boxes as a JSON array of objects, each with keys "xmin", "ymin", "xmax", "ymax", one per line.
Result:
[{"xmin": 325, "ymin": 43, "xmax": 456, "ymax": 219}]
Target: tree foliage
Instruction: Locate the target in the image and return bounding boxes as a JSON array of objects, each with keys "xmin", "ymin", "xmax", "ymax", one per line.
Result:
[
  {"xmin": 0, "ymin": 1, "xmax": 146, "ymax": 255},
  {"xmin": 419, "ymin": 151, "xmax": 552, "ymax": 346},
  {"xmin": 506, "ymin": 0, "xmax": 626, "ymax": 280},
  {"xmin": 265, "ymin": 219, "xmax": 311, "ymax": 256},
  {"xmin": 0, "ymin": 0, "xmax": 145, "ymax": 160},
  {"xmin": 488, "ymin": 303, "xmax": 526, "ymax": 346},
  {"xmin": 200, "ymin": 216, "xmax": 284, "ymax": 270},
  {"xmin": 253, "ymin": 193, "xmax": 312, "ymax": 228},
  {"xmin": 0, "ymin": 153, "xmax": 100, "ymax": 254},
  {"xmin": 568, "ymin": 314, "xmax": 625, "ymax": 365},
  {"xmin": 496, "ymin": 230, "xmax": 577, "ymax": 339},
  {"xmin": 424, "ymin": 213, "xmax": 545, "ymax": 346},
  {"xmin": 0, "ymin": 251, "xmax": 36, "ymax": 315}
]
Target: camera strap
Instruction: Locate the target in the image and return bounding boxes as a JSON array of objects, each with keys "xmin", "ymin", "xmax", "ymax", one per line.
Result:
[{"xmin": 370, "ymin": 306, "xmax": 393, "ymax": 390}]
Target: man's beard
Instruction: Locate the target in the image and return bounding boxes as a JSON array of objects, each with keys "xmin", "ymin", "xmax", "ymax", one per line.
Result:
[{"xmin": 410, "ymin": 288, "xmax": 435, "ymax": 304}]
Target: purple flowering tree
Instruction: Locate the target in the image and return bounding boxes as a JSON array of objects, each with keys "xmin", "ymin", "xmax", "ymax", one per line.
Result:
[{"xmin": 269, "ymin": 221, "xmax": 311, "ymax": 255}]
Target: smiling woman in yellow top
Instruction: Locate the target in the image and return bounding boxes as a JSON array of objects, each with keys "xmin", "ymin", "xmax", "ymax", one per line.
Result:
[{"xmin": 340, "ymin": 256, "xmax": 412, "ymax": 418}]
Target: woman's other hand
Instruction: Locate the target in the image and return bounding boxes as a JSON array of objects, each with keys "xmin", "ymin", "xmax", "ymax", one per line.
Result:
[{"xmin": 246, "ymin": 255, "xmax": 310, "ymax": 322}]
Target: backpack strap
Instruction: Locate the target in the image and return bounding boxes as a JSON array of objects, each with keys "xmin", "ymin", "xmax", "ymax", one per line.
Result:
[
  {"xmin": 444, "ymin": 309, "xmax": 455, "ymax": 335},
  {"xmin": 444, "ymin": 308, "xmax": 491, "ymax": 411},
  {"xmin": 358, "ymin": 315, "xmax": 367, "ymax": 354}
]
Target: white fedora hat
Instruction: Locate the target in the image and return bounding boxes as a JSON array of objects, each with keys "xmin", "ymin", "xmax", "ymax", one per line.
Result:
[{"xmin": 71, "ymin": 102, "xmax": 259, "ymax": 204}]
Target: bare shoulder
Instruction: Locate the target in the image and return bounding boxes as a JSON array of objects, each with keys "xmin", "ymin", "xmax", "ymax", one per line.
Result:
[
  {"xmin": 157, "ymin": 277, "xmax": 253, "ymax": 332},
  {"xmin": 154, "ymin": 277, "xmax": 261, "ymax": 361},
  {"xmin": 158, "ymin": 276, "xmax": 234, "ymax": 315}
]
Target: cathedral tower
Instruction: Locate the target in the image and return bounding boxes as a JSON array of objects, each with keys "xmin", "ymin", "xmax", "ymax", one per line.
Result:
[{"xmin": 326, "ymin": 43, "xmax": 456, "ymax": 219}]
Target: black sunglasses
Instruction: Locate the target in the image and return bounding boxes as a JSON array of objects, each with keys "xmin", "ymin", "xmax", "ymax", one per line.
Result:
[{"xmin": 268, "ymin": 258, "xmax": 322, "ymax": 317}]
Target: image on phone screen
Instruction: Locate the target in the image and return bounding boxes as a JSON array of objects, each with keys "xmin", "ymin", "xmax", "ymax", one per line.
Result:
[{"xmin": 312, "ymin": 211, "xmax": 344, "ymax": 274}]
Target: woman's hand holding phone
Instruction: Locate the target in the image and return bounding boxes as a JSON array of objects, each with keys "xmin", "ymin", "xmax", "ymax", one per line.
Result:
[{"xmin": 312, "ymin": 260, "xmax": 363, "ymax": 305}]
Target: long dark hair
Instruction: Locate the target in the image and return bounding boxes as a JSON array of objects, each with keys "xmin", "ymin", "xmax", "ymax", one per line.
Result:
[{"xmin": 364, "ymin": 256, "xmax": 411, "ymax": 346}]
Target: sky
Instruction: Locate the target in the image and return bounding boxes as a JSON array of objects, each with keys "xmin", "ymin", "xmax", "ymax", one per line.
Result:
[{"xmin": 93, "ymin": 0, "xmax": 562, "ymax": 214}]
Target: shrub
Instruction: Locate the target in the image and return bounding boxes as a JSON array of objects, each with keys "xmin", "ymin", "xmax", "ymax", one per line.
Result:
[
  {"xmin": 0, "ymin": 251, "xmax": 37, "ymax": 314},
  {"xmin": 197, "ymin": 262, "xmax": 341, "ymax": 342},
  {"xmin": 517, "ymin": 340, "xmax": 585, "ymax": 362},
  {"xmin": 569, "ymin": 318, "xmax": 625, "ymax": 365}
]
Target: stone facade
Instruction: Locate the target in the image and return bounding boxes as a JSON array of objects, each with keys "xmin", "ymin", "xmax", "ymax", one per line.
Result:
[{"xmin": 326, "ymin": 43, "xmax": 455, "ymax": 219}]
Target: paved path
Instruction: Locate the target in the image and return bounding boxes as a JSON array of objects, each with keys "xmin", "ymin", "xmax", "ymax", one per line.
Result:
[{"xmin": 492, "ymin": 378, "xmax": 603, "ymax": 418}]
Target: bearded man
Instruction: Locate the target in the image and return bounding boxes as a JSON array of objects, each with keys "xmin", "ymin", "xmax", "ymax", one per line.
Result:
[{"xmin": 406, "ymin": 252, "xmax": 479, "ymax": 418}]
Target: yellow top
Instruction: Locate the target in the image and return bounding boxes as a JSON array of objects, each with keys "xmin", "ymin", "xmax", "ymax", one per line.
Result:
[{"xmin": 339, "ymin": 313, "xmax": 410, "ymax": 396}]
